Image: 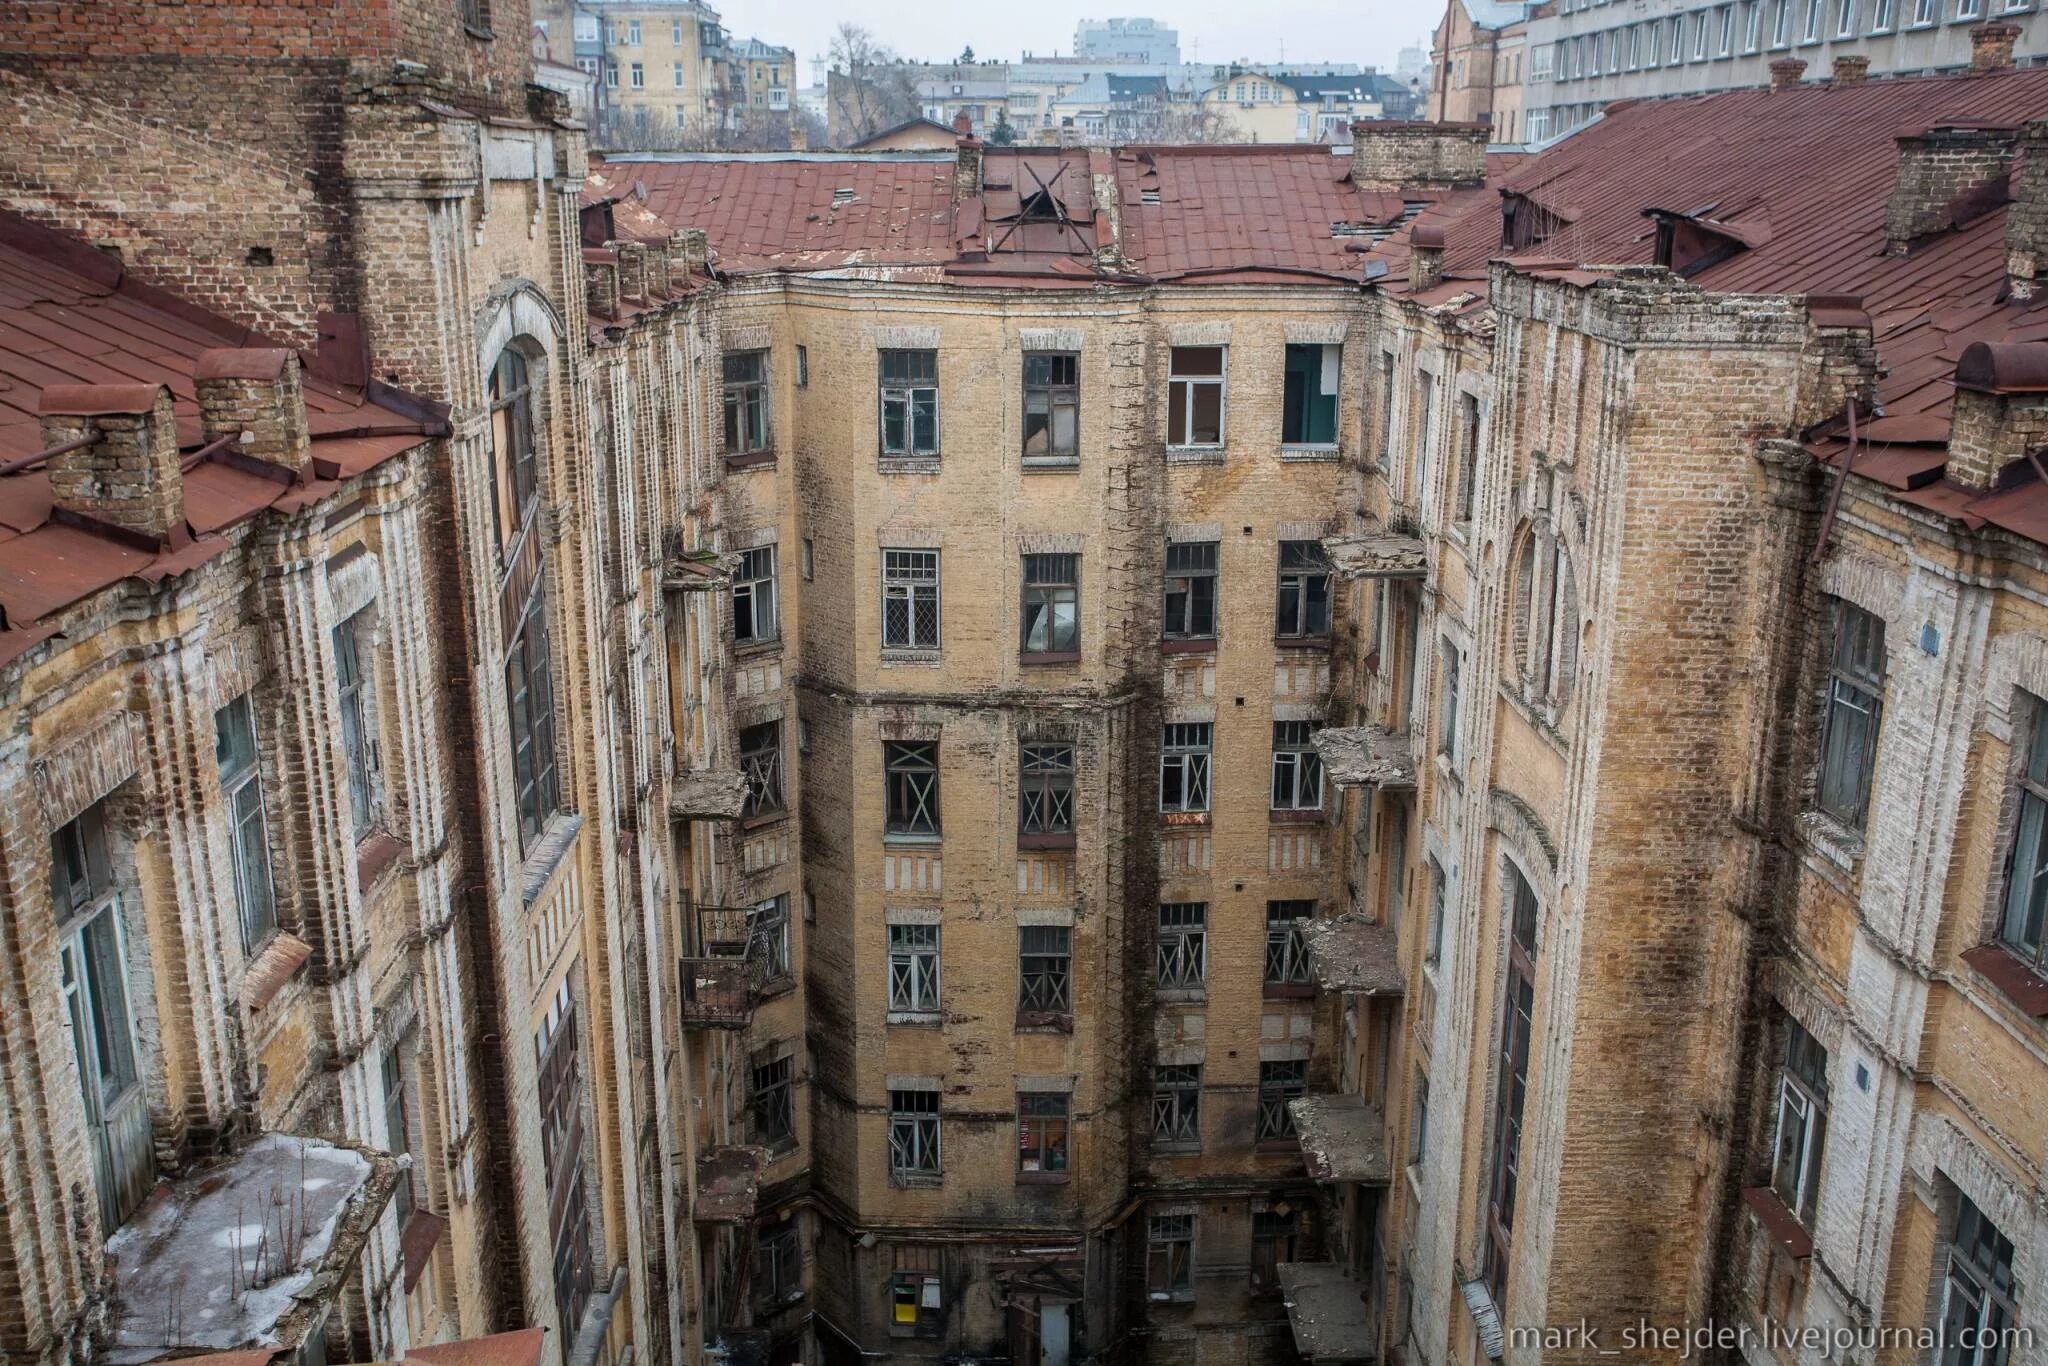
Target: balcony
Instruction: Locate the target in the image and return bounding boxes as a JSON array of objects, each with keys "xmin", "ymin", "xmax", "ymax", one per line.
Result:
[
  {"xmin": 1313, "ymin": 726, "xmax": 1416, "ymax": 792},
  {"xmin": 693, "ymin": 1144, "xmax": 766, "ymax": 1223},
  {"xmin": 1277, "ymin": 1262, "xmax": 1376, "ymax": 1363},
  {"xmin": 671, "ymin": 766, "xmax": 749, "ymax": 821},
  {"xmin": 1287, "ymin": 1093, "xmax": 1391, "ymax": 1185},
  {"xmin": 1299, "ymin": 914, "xmax": 1405, "ymax": 998},
  {"xmin": 661, "ymin": 548, "xmax": 730, "ymax": 593},
  {"xmin": 1323, "ymin": 528, "xmax": 1425, "ymax": 579},
  {"xmin": 679, "ymin": 904, "xmax": 763, "ymax": 1029}
]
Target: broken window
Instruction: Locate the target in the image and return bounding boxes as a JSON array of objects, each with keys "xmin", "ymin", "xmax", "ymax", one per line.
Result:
[
  {"xmin": 1938, "ymin": 1195, "xmax": 2015, "ymax": 1366},
  {"xmin": 1017, "ymin": 1092, "xmax": 1071, "ymax": 1174},
  {"xmin": 722, "ymin": 351, "xmax": 770, "ymax": 454},
  {"xmin": 881, "ymin": 549, "xmax": 941, "ymax": 651},
  {"xmin": 487, "ymin": 347, "xmax": 540, "ymax": 557},
  {"xmin": 1147, "ymin": 1212, "xmax": 1195, "ymax": 1297},
  {"xmin": 738, "ymin": 720, "xmax": 784, "ymax": 819},
  {"xmin": 1275, "ymin": 541, "xmax": 1332, "ymax": 639},
  {"xmin": 1440, "ymin": 642, "xmax": 1463, "ymax": 764},
  {"xmin": 1282, "ymin": 343, "xmax": 1340, "ymax": 445},
  {"xmin": 879, "ymin": 349, "xmax": 939, "ymax": 456},
  {"xmin": 1167, "ymin": 346, "xmax": 1225, "ymax": 447},
  {"xmin": 506, "ymin": 570, "xmax": 562, "ymax": 851},
  {"xmin": 1163, "ymin": 541, "xmax": 1219, "ymax": 640},
  {"xmin": 1265, "ymin": 900, "xmax": 1314, "ymax": 990},
  {"xmin": 1257, "ymin": 1060, "xmax": 1307, "ymax": 1141},
  {"xmin": 1156, "ymin": 903, "xmax": 1207, "ymax": 990},
  {"xmin": 1454, "ymin": 392, "xmax": 1482, "ymax": 524},
  {"xmin": 888, "ymin": 924, "xmax": 941, "ymax": 1014},
  {"xmin": 888, "ymin": 1087, "xmax": 942, "ymax": 1180},
  {"xmin": 1019, "ymin": 743, "xmax": 1076, "ymax": 842},
  {"xmin": 751, "ymin": 1049, "xmax": 796, "ymax": 1146},
  {"xmin": 215, "ymin": 694, "xmax": 277, "ymax": 951},
  {"xmin": 1485, "ymin": 865, "xmax": 1540, "ymax": 1307},
  {"xmin": 1271, "ymin": 720, "xmax": 1325, "ymax": 810},
  {"xmin": 334, "ymin": 613, "xmax": 381, "ymax": 843},
  {"xmin": 1770, "ymin": 1015, "xmax": 1829, "ymax": 1226},
  {"xmin": 1816, "ymin": 598, "xmax": 1885, "ymax": 830},
  {"xmin": 749, "ymin": 894, "xmax": 791, "ymax": 981},
  {"xmin": 2001, "ymin": 695, "xmax": 2048, "ymax": 971},
  {"xmin": 1426, "ymin": 857, "xmax": 1447, "ymax": 965},
  {"xmin": 1152, "ymin": 1064, "xmax": 1201, "ymax": 1146},
  {"xmin": 381, "ymin": 1037, "xmax": 420, "ymax": 1226},
  {"xmin": 732, "ymin": 545, "xmax": 778, "ymax": 645},
  {"xmin": 1018, "ymin": 924, "xmax": 1073, "ymax": 1015},
  {"xmin": 753, "ymin": 1222, "xmax": 802, "ymax": 1308},
  {"xmin": 1250, "ymin": 1209, "xmax": 1299, "ymax": 1290},
  {"xmin": 1159, "ymin": 723, "xmax": 1212, "ymax": 814},
  {"xmin": 1378, "ymin": 352, "xmax": 1396, "ymax": 464},
  {"xmin": 884, "ymin": 740, "xmax": 940, "ymax": 837},
  {"xmin": 1020, "ymin": 553, "xmax": 1079, "ymax": 658},
  {"xmin": 537, "ymin": 984, "xmax": 593, "ymax": 1337},
  {"xmin": 1023, "ymin": 352, "xmax": 1080, "ymax": 462}
]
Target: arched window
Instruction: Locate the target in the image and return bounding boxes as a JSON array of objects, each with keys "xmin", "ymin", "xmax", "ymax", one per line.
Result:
[
  {"xmin": 1484, "ymin": 860, "xmax": 1540, "ymax": 1305},
  {"xmin": 1508, "ymin": 516, "xmax": 1580, "ymax": 709},
  {"xmin": 487, "ymin": 343, "xmax": 559, "ymax": 849},
  {"xmin": 488, "ymin": 347, "xmax": 540, "ymax": 556}
]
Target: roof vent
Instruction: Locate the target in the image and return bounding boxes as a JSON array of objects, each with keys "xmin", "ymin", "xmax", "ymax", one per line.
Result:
[
  {"xmin": 1141, "ymin": 189, "xmax": 1161, "ymax": 205},
  {"xmin": 832, "ymin": 187, "xmax": 856, "ymax": 205}
]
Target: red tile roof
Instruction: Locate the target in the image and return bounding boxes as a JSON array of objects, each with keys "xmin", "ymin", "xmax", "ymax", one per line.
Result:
[{"xmin": 0, "ymin": 211, "xmax": 439, "ymax": 664}]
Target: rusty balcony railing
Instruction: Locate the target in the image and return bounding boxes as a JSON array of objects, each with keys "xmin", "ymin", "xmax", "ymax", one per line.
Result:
[{"xmin": 678, "ymin": 904, "xmax": 763, "ymax": 1029}]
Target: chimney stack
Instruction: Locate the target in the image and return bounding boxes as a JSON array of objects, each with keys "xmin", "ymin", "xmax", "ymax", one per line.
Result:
[
  {"xmin": 585, "ymin": 257, "xmax": 620, "ymax": 318},
  {"xmin": 38, "ymin": 383, "xmax": 187, "ymax": 547},
  {"xmin": 1769, "ymin": 58, "xmax": 1807, "ymax": 90},
  {"xmin": 1409, "ymin": 223, "xmax": 1447, "ymax": 291},
  {"xmin": 2007, "ymin": 120, "xmax": 2048, "ymax": 300},
  {"xmin": 1831, "ymin": 54, "xmax": 1870, "ymax": 85},
  {"xmin": 611, "ymin": 240, "xmax": 649, "ymax": 299},
  {"xmin": 1972, "ymin": 20, "xmax": 2020, "ymax": 71},
  {"xmin": 194, "ymin": 348, "xmax": 311, "ymax": 480},
  {"xmin": 1947, "ymin": 341, "xmax": 2048, "ymax": 488},
  {"xmin": 670, "ymin": 227, "xmax": 710, "ymax": 278},
  {"xmin": 1883, "ymin": 123, "xmax": 2020, "ymax": 254},
  {"xmin": 955, "ymin": 127, "xmax": 984, "ymax": 201},
  {"xmin": 1349, "ymin": 119, "xmax": 1489, "ymax": 190}
]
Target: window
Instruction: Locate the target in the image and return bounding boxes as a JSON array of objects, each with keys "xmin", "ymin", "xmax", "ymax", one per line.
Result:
[
  {"xmin": 733, "ymin": 546, "xmax": 778, "ymax": 645},
  {"xmin": 881, "ymin": 549, "xmax": 940, "ymax": 651},
  {"xmin": 750, "ymin": 894, "xmax": 791, "ymax": 981},
  {"xmin": 1484, "ymin": 865, "xmax": 1540, "ymax": 1306},
  {"xmin": 1018, "ymin": 924, "xmax": 1073, "ymax": 1016},
  {"xmin": 1163, "ymin": 541, "xmax": 1219, "ymax": 640},
  {"xmin": 1871, "ymin": 0, "xmax": 1896, "ymax": 27},
  {"xmin": 1023, "ymin": 352, "xmax": 1080, "ymax": 462},
  {"xmin": 1148, "ymin": 1213, "xmax": 1195, "ymax": 1297},
  {"xmin": 672, "ymin": 18, "xmax": 682, "ymax": 43},
  {"xmin": 1250, "ymin": 1210, "xmax": 1298, "ymax": 1290},
  {"xmin": 1377, "ymin": 352, "xmax": 1396, "ymax": 463},
  {"xmin": 801, "ymin": 538, "xmax": 814, "ymax": 581},
  {"xmin": 884, "ymin": 740, "xmax": 940, "ymax": 837},
  {"xmin": 1512, "ymin": 519, "xmax": 1580, "ymax": 706},
  {"xmin": 1412, "ymin": 374, "xmax": 1437, "ymax": 501},
  {"xmin": 1718, "ymin": 3, "xmax": 1737, "ymax": 49},
  {"xmin": 1695, "ymin": 9, "xmax": 1712, "ymax": 54},
  {"xmin": 1911, "ymin": 0, "xmax": 1936, "ymax": 21},
  {"xmin": 1266, "ymin": 900, "xmax": 1313, "ymax": 990},
  {"xmin": 1743, "ymin": 0, "xmax": 1764, "ymax": 45},
  {"xmin": 215, "ymin": 695, "xmax": 277, "ymax": 951},
  {"xmin": 888, "ymin": 924, "xmax": 941, "ymax": 1014},
  {"xmin": 1627, "ymin": 22, "xmax": 1641, "ymax": 65},
  {"xmin": 1956, "ymin": 0, "xmax": 1983, "ymax": 16},
  {"xmin": 1648, "ymin": 18, "xmax": 1664, "ymax": 61},
  {"xmin": 1452, "ymin": 392, "xmax": 1482, "ymax": 524},
  {"xmin": 630, "ymin": 61, "xmax": 645, "ymax": 87},
  {"xmin": 1275, "ymin": 541, "xmax": 1332, "ymax": 639},
  {"xmin": 672, "ymin": 62, "xmax": 684, "ymax": 88},
  {"xmin": 506, "ymin": 597, "xmax": 560, "ymax": 854},
  {"xmin": 1412, "ymin": 1068, "xmax": 1431, "ymax": 1164},
  {"xmin": 1017, "ymin": 1092, "xmax": 1071, "ymax": 1174},
  {"xmin": 1771, "ymin": 1016, "xmax": 1829, "ymax": 1226},
  {"xmin": 334, "ymin": 614, "xmax": 380, "ymax": 842},
  {"xmin": 892, "ymin": 1262, "xmax": 944, "ymax": 1330},
  {"xmin": 751, "ymin": 1050, "xmax": 796, "ymax": 1146},
  {"xmin": 1257, "ymin": 1059, "xmax": 1307, "ymax": 1140},
  {"xmin": 1282, "ymin": 343, "xmax": 1339, "ymax": 445},
  {"xmin": 487, "ymin": 348, "xmax": 540, "ymax": 555},
  {"xmin": 1167, "ymin": 346, "xmax": 1225, "ymax": 447},
  {"xmin": 381, "ymin": 1040, "xmax": 419, "ymax": 1226},
  {"xmin": 1426, "ymin": 856, "xmax": 1447, "ymax": 965},
  {"xmin": 1020, "ymin": 554, "xmax": 1080, "ymax": 658},
  {"xmin": 888, "ymin": 1088, "xmax": 941, "ymax": 1179},
  {"xmin": 1159, "ymin": 723, "xmax": 1213, "ymax": 815},
  {"xmin": 1834, "ymin": 0, "xmax": 1858, "ymax": 31},
  {"xmin": 722, "ymin": 351, "xmax": 769, "ymax": 454},
  {"xmin": 1152, "ymin": 1065, "xmax": 1201, "ymax": 1146},
  {"xmin": 1773, "ymin": 0, "xmax": 1795, "ymax": 41},
  {"xmin": 738, "ymin": 720, "xmax": 784, "ymax": 819},
  {"xmin": 1440, "ymin": 643, "xmax": 1463, "ymax": 764},
  {"xmin": 605, "ymin": 63, "xmax": 620, "ymax": 88},
  {"xmin": 1816, "ymin": 599, "xmax": 1884, "ymax": 829},
  {"xmin": 1938, "ymin": 1196, "xmax": 2016, "ymax": 1366},
  {"xmin": 879, "ymin": 349, "xmax": 939, "ymax": 456},
  {"xmin": 1803, "ymin": 0, "xmax": 1826, "ymax": 35},
  {"xmin": 1271, "ymin": 720, "xmax": 1324, "ymax": 810},
  {"xmin": 753, "ymin": 1223, "xmax": 801, "ymax": 1307},
  {"xmin": 1019, "ymin": 743, "xmax": 1076, "ymax": 843},
  {"xmin": 626, "ymin": 18, "xmax": 640, "ymax": 43},
  {"xmin": 795, "ymin": 345, "xmax": 808, "ymax": 388},
  {"xmin": 2001, "ymin": 698, "xmax": 2048, "ymax": 970},
  {"xmin": 536, "ymin": 987, "xmax": 592, "ymax": 1338},
  {"xmin": 1157, "ymin": 903, "xmax": 1207, "ymax": 990}
]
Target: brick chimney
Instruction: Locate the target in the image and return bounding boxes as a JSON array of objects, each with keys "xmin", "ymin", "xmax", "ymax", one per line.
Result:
[
  {"xmin": 955, "ymin": 128, "xmax": 983, "ymax": 201},
  {"xmin": 1972, "ymin": 20, "xmax": 2021, "ymax": 71},
  {"xmin": 1351, "ymin": 120, "xmax": 1489, "ymax": 190},
  {"xmin": 2007, "ymin": 121, "xmax": 2048, "ymax": 300},
  {"xmin": 1769, "ymin": 58, "xmax": 1807, "ymax": 90},
  {"xmin": 612, "ymin": 240, "xmax": 649, "ymax": 299},
  {"xmin": 1831, "ymin": 55, "xmax": 1870, "ymax": 85},
  {"xmin": 1409, "ymin": 223, "xmax": 1447, "ymax": 291},
  {"xmin": 670, "ymin": 227, "xmax": 710, "ymax": 278},
  {"xmin": 38, "ymin": 383, "xmax": 186, "ymax": 547},
  {"xmin": 585, "ymin": 256, "xmax": 620, "ymax": 318},
  {"xmin": 1883, "ymin": 123, "xmax": 2019, "ymax": 254},
  {"xmin": 194, "ymin": 348, "xmax": 311, "ymax": 479},
  {"xmin": 1948, "ymin": 341, "xmax": 2048, "ymax": 487}
]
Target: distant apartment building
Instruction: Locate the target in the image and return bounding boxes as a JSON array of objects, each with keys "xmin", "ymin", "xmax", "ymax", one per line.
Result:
[
  {"xmin": 583, "ymin": 0, "xmax": 728, "ymax": 136},
  {"xmin": 729, "ymin": 37, "xmax": 795, "ymax": 117},
  {"xmin": 1073, "ymin": 15, "xmax": 1183, "ymax": 64},
  {"xmin": 1430, "ymin": 0, "xmax": 1535, "ymax": 141},
  {"xmin": 1208, "ymin": 69, "xmax": 1422, "ymax": 143}
]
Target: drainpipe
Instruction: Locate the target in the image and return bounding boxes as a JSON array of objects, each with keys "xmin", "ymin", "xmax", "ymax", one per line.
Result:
[{"xmin": 567, "ymin": 1267, "xmax": 629, "ymax": 1366}]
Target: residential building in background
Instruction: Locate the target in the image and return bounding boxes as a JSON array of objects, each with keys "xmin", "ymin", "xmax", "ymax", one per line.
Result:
[
  {"xmin": 729, "ymin": 37, "xmax": 795, "ymax": 118},
  {"xmin": 1073, "ymin": 15, "xmax": 1184, "ymax": 64},
  {"xmin": 1429, "ymin": 0, "xmax": 1535, "ymax": 140}
]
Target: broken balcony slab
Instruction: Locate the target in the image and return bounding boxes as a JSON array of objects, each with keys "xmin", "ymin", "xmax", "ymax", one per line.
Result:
[
  {"xmin": 1299, "ymin": 914, "xmax": 1405, "ymax": 997},
  {"xmin": 1277, "ymin": 1261, "xmax": 1377, "ymax": 1362},
  {"xmin": 1323, "ymin": 530, "xmax": 1425, "ymax": 579},
  {"xmin": 693, "ymin": 1144, "xmax": 768, "ymax": 1223},
  {"xmin": 1313, "ymin": 725, "xmax": 1417, "ymax": 791},
  {"xmin": 104, "ymin": 1132, "xmax": 398, "ymax": 1364},
  {"xmin": 671, "ymin": 765, "xmax": 750, "ymax": 820},
  {"xmin": 1288, "ymin": 1093, "xmax": 1391, "ymax": 1185},
  {"xmin": 661, "ymin": 549, "xmax": 732, "ymax": 591}
]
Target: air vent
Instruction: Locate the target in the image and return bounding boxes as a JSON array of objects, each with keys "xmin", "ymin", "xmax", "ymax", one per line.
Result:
[
  {"xmin": 832, "ymin": 187, "xmax": 856, "ymax": 205},
  {"xmin": 1141, "ymin": 189, "xmax": 1161, "ymax": 205}
]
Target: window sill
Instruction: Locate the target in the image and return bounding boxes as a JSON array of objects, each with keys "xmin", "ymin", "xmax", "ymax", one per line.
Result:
[
  {"xmin": 520, "ymin": 813, "xmax": 584, "ymax": 906},
  {"xmin": 1020, "ymin": 650, "xmax": 1081, "ymax": 667},
  {"xmin": 1022, "ymin": 456, "xmax": 1080, "ymax": 473},
  {"xmin": 723, "ymin": 450, "xmax": 776, "ymax": 471},
  {"xmin": 1162, "ymin": 637, "xmax": 1218, "ymax": 655},
  {"xmin": 356, "ymin": 829, "xmax": 408, "ymax": 891},
  {"xmin": 1278, "ymin": 444, "xmax": 1341, "ymax": 463},
  {"xmin": 1960, "ymin": 942, "xmax": 2048, "ymax": 1017},
  {"xmin": 1255, "ymin": 1136, "xmax": 1302, "ymax": 1152},
  {"xmin": 1015, "ymin": 1169, "xmax": 1073, "ymax": 1186},
  {"xmin": 1740, "ymin": 1186, "xmax": 1814, "ymax": 1260},
  {"xmin": 1018, "ymin": 831, "xmax": 1077, "ymax": 851},
  {"xmin": 1274, "ymin": 635, "xmax": 1332, "ymax": 651},
  {"xmin": 879, "ymin": 456, "xmax": 942, "ymax": 475},
  {"xmin": 887, "ymin": 1011, "xmax": 944, "ymax": 1027},
  {"xmin": 880, "ymin": 648, "xmax": 943, "ymax": 668},
  {"xmin": 1269, "ymin": 807, "xmax": 1325, "ymax": 826},
  {"xmin": 241, "ymin": 931, "xmax": 314, "ymax": 1013},
  {"xmin": 890, "ymin": 1171, "xmax": 943, "ymax": 1189},
  {"xmin": 1151, "ymin": 1140, "xmax": 1202, "ymax": 1156},
  {"xmin": 733, "ymin": 637, "xmax": 783, "ymax": 659},
  {"xmin": 1796, "ymin": 809, "xmax": 1864, "ymax": 871},
  {"xmin": 761, "ymin": 1134, "xmax": 801, "ymax": 1159},
  {"xmin": 741, "ymin": 810, "xmax": 789, "ymax": 832},
  {"xmin": 883, "ymin": 830, "xmax": 942, "ymax": 847},
  {"xmin": 1148, "ymin": 1289, "xmax": 1198, "ymax": 1305},
  {"xmin": 1165, "ymin": 447, "xmax": 1226, "ymax": 466},
  {"xmin": 463, "ymin": 22, "xmax": 495, "ymax": 40},
  {"xmin": 1155, "ymin": 987, "xmax": 1207, "ymax": 1005},
  {"xmin": 1263, "ymin": 983, "xmax": 1317, "ymax": 1001},
  {"xmin": 1016, "ymin": 1011, "xmax": 1075, "ymax": 1033}
]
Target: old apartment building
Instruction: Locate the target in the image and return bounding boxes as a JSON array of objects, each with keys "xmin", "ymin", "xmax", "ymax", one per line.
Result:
[{"xmin": 5, "ymin": 4, "xmax": 2048, "ymax": 1366}]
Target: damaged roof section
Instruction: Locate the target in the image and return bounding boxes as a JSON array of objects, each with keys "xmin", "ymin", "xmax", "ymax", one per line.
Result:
[
  {"xmin": 1315, "ymin": 725, "xmax": 1418, "ymax": 792},
  {"xmin": 1299, "ymin": 914, "xmax": 1405, "ymax": 996},
  {"xmin": 1324, "ymin": 530, "xmax": 1427, "ymax": 579},
  {"xmin": 1288, "ymin": 1093, "xmax": 1392, "ymax": 1185},
  {"xmin": 1277, "ymin": 1261, "xmax": 1378, "ymax": 1362}
]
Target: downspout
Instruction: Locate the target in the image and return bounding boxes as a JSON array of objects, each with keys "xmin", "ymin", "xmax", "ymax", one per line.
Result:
[
  {"xmin": 567, "ymin": 1266, "xmax": 630, "ymax": 1366},
  {"xmin": 1809, "ymin": 397, "xmax": 1860, "ymax": 564}
]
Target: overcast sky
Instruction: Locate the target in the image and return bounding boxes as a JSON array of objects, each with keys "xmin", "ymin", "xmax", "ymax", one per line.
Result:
[{"xmin": 743, "ymin": 0, "xmax": 1438, "ymax": 84}]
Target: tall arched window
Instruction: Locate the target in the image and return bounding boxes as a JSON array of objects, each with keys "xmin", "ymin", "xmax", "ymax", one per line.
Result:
[
  {"xmin": 488, "ymin": 343, "xmax": 559, "ymax": 849},
  {"xmin": 1508, "ymin": 515, "xmax": 1580, "ymax": 709},
  {"xmin": 488, "ymin": 347, "xmax": 540, "ymax": 556},
  {"xmin": 1484, "ymin": 861, "xmax": 1540, "ymax": 1306}
]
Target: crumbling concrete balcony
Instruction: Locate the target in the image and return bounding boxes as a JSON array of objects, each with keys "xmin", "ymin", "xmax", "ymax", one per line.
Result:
[
  {"xmin": 1313, "ymin": 725, "xmax": 1417, "ymax": 792},
  {"xmin": 102, "ymin": 1132, "xmax": 398, "ymax": 1363},
  {"xmin": 660, "ymin": 548, "xmax": 731, "ymax": 592},
  {"xmin": 1323, "ymin": 528, "xmax": 1426, "ymax": 579},
  {"xmin": 670, "ymin": 765, "xmax": 749, "ymax": 821},
  {"xmin": 692, "ymin": 1144, "xmax": 767, "ymax": 1224},
  {"xmin": 1277, "ymin": 1262, "xmax": 1377, "ymax": 1363},
  {"xmin": 1299, "ymin": 914, "xmax": 1405, "ymax": 998},
  {"xmin": 1287, "ymin": 1093, "xmax": 1391, "ymax": 1186}
]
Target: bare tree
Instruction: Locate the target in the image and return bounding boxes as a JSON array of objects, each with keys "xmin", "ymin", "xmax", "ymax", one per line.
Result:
[{"xmin": 826, "ymin": 23, "xmax": 919, "ymax": 146}]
